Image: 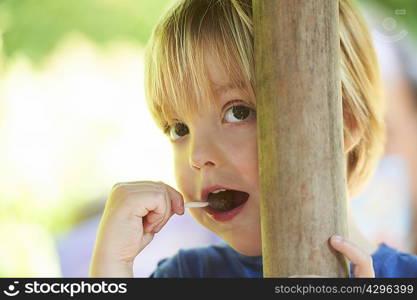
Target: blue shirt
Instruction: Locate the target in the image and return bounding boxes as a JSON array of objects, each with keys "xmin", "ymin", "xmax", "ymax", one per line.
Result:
[{"xmin": 149, "ymin": 241, "xmax": 417, "ymax": 278}]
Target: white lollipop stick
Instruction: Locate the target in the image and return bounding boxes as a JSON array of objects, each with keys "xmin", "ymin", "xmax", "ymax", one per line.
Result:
[{"xmin": 184, "ymin": 201, "xmax": 209, "ymax": 208}]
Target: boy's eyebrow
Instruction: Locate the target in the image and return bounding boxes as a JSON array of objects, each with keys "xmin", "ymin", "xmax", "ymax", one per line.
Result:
[
  {"xmin": 213, "ymin": 78, "xmax": 248, "ymax": 92},
  {"xmin": 213, "ymin": 83, "xmax": 244, "ymax": 96},
  {"xmin": 213, "ymin": 84, "xmax": 232, "ymax": 95}
]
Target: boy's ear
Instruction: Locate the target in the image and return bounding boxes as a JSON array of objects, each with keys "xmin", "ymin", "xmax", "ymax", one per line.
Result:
[{"xmin": 343, "ymin": 113, "xmax": 363, "ymax": 154}]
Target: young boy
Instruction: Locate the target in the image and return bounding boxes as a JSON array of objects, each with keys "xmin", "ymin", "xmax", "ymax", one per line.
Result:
[{"xmin": 90, "ymin": 0, "xmax": 417, "ymax": 277}]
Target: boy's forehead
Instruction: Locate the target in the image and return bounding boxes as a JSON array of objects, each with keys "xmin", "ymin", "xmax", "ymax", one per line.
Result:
[
  {"xmin": 204, "ymin": 52, "xmax": 237, "ymax": 94},
  {"xmin": 213, "ymin": 83, "xmax": 238, "ymax": 96},
  {"xmin": 166, "ymin": 50, "xmax": 252, "ymax": 121},
  {"xmin": 197, "ymin": 48, "xmax": 247, "ymax": 97}
]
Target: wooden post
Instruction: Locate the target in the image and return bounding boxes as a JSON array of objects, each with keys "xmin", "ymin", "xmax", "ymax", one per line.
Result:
[{"xmin": 253, "ymin": 0, "xmax": 349, "ymax": 277}]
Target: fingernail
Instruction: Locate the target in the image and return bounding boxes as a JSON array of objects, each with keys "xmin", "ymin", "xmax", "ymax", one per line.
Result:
[{"xmin": 333, "ymin": 235, "xmax": 342, "ymax": 243}]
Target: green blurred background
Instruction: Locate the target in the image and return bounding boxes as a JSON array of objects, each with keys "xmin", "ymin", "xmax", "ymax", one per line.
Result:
[
  {"xmin": 0, "ymin": 0, "xmax": 177, "ymax": 276},
  {"xmin": 1, "ymin": 0, "xmax": 417, "ymax": 66},
  {"xmin": 0, "ymin": 0, "xmax": 416, "ymax": 277},
  {"xmin": 0, "ymin": 0, "xmax": 174, "ymax": 65}
]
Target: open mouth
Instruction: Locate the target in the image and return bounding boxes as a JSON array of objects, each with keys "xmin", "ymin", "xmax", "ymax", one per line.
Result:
[{"xmin": 206, "ymin": 189, "xmax": 250, "ymax": 212}]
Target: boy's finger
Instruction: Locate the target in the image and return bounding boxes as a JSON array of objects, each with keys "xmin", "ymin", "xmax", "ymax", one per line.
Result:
[
  {"xmin": 330, "ymin": 235, "xmax": 375, "ymax": 278},
  {"xmin": 152, "ymin": 211, "xmax": 175, "ymax": 233},
  {"xmin": 143, "ymin": 212, "xmax": 164, "ymax": 233},
  {"xmin": 151, "ymin": 184, "xmax": 172, "ymax": 231},
  {"xmin": 162, "ymin": 182, "xmax": 185, "ymax": 215}
]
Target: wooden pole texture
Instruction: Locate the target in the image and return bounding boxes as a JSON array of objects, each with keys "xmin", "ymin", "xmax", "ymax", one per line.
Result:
[{"xmin": 253, "ymin": 0, "xmax": 349, "ymax": 277}]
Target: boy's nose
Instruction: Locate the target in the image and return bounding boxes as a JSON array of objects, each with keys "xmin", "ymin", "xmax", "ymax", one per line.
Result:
[
  {"xmin": 191, "ymin": 160, "xmax": 215, "ymax": 170},
  {"xmin": 189, "ymin": 134, "xmax": 221, "ymax": 170},
  {"xmin": 190, "ymin": 145, "xmax": 217, "ymax": 170}
]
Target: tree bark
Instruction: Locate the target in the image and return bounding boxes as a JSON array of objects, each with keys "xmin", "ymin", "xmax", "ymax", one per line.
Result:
[{"xmin": 253, "ymin": 0, "xmax": 349, "ymax": 277}]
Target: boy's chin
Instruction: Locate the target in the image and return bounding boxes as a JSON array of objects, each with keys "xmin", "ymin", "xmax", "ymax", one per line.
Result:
[{"xmin": 227, "ymin": 237, "xmax": 262, "ymax": 257}]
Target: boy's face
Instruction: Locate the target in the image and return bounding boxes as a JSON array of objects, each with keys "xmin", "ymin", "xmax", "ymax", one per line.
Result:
[{"xmin": 172, "ymin": 54, "xmax": 262, "ymax": 256}]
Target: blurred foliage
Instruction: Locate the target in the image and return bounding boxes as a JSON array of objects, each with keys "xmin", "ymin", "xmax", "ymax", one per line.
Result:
[
  {"xmin": 0, "ymin": 0, "xmax": 173, "ymax": 65},
  {"xmin": 0, "ymin": 0, "xmax": 415, "ymax": 66}
]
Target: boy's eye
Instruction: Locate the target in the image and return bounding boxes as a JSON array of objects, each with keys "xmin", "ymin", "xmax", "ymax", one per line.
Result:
[
  {"xmin": 167, "ymin": 104, "xmax": 255, "ymax": 141},
  {"xmin": 224, "ymin": 105, "xmax": 255, "ymax": 123},
  {"xmin": 169, "ymin": 122, "xmax": 189, "ymax": 141}
]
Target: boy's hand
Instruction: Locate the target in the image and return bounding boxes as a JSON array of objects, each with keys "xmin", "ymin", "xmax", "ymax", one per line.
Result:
[
  {"xmin": 90, "ymin": 181, "xmax": 184, "ymax": 277},
  {"xmin": 289, "ymin": 235, "xmax": 375, "ymax": 278}
]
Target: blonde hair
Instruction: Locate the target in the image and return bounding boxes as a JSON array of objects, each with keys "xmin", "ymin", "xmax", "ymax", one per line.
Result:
[{"xmin": 144, "ymin": 0, "xmax": 386, "ymax": 198}]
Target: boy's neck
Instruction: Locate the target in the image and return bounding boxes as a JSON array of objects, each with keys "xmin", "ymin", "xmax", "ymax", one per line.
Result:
[{"xmin": 348, "ymin": 213, "xmax": 379, "ymax": 255}]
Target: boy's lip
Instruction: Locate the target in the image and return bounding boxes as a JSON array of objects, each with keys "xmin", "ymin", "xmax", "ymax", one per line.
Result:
[
  {"xmin": 203, "ymin": 199, "xmax": 248, "ymax": 222},
  {"xmin": 201, "ymin": 184, "xmax": 240, "ymax": 202},
  {"xmin": 199, "ymin": 186, "xmax": 251, "ymax": 222}
]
